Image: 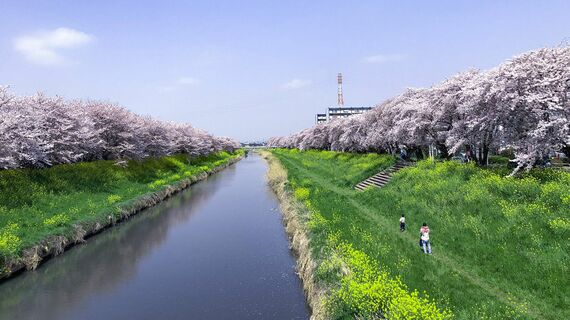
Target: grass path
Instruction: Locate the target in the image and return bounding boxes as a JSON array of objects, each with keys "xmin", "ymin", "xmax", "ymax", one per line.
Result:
[{"xmin": 278, "ymin": 154, "xmax": 546, "ymax": 319}]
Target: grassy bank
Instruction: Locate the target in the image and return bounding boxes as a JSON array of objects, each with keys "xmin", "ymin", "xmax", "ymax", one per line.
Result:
[
  {"xmin": 0, "ymin": 150, "xmax": 244, "ymax": 277},
  {"xmin": 270, "ymin": 149, "xmax": 569, "ymax": 319},
  {"xmin": 261, "ymin": 150, "xmax": 326, "ymax": 319}
]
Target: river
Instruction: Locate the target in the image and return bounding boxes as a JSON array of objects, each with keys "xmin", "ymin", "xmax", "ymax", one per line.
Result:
[{"xmin": 0, "ymin": 154, "xmax": 309, "ymax": 320}]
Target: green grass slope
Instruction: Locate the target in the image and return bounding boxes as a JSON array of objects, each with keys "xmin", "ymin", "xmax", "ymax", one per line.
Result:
[
  {"xmin": 271, "ymin": 149, "xmax": 569, "ymax": 320},
  {"xmin": 0, "ymin": 150, "xmax": 243, "ymax": 273}
]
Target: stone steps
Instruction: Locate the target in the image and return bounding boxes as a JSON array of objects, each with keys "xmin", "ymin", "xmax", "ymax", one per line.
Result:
[{"xmin": 355, "ymin": 161, "xmax": 410, "ymax": 191}]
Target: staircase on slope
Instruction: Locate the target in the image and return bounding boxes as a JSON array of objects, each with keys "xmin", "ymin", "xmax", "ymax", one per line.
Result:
[{"xmin": 354, "ymin": 161, "xmax": 409, "ymax": 191}]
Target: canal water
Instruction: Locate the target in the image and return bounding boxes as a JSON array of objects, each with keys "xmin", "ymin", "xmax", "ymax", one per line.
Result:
[{"xmin": 0, "ymin": 154, "xmax": 309, "ymax": 320}]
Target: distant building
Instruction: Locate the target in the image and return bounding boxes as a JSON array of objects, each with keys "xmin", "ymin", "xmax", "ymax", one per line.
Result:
[
  {"xmin": 241, "ymin": 141, "xmax": 266, "ymax": 147},
  {"xmin": 315, "ymin": 106, "xmax": 372, "ymax": 124},
  {"xmin": 314, "ymin": 73, "xmax": 372, "ymax": 123},
  {"xmin": 327, "ymin": 106, "xmax": 372, "ymax": 121}
]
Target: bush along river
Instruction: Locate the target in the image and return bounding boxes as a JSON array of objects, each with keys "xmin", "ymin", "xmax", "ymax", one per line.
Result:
[{"xmin": 0, "ymin": 153, "xmax": 309, "ymax": 320}]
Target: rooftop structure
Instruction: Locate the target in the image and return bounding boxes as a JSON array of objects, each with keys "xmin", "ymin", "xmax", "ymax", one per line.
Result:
[
  {"xmin": 327, "ymin": 106, "xmax": 372, "ymax": 121},
  {"xmin": 315, "ymin": 73, "xmax": 371, "ymax": 123},
  {"xmin": 316, "ymin": 113, "xmax": 327, "ymax": 124}
]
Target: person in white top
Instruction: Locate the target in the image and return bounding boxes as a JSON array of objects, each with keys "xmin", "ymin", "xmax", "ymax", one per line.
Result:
[
  {"xmin": 399, "ymin": 214, "xmax": 406, "ymax": 232},
  {"xmin": 420, "ymin": 222, "xmax": 432, "ymax": 254}
]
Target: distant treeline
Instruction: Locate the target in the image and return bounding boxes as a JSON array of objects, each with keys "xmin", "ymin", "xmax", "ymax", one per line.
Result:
[
  {"xmin": 0, "ymin": 87, "xmax": 240, "ymax": 169},
  {"xmin": 269, "ymin": 46, "xmax": 570, "ymax": 172}
]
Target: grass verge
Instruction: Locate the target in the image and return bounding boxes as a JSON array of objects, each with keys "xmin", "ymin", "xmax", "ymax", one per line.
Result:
[
  {"xmin": 0, "ymin": 150, "xmax": 244, "ymax": 279},
  {"xmin": 261, "ymin": 150, "xmax": 326, "ymax": 319},
  {"xmin": 269, "ymin": 148, "xmax": 569, "ymax": 319}
]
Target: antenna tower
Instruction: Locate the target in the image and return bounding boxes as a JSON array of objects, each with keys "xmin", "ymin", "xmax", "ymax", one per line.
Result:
[{"xmin": 337, "ymin": 73, "xmax": 344, "ymax": 106}]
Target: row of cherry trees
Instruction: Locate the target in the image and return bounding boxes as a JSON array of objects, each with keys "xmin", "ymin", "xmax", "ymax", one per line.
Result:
[
  {"xmin": 268, "ymin": 46, "xmax": 570, "ymax": 171},
  {"xmin": 0, "ymin": 87, "xmax": 240, "ymax": 170}
]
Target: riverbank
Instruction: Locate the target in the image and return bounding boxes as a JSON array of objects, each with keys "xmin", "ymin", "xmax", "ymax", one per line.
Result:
[
  {"xmin": 261, "ymin": 151, "xmax": 325, "ymax": 320},
  {"xmin": 0, "ymin": 150, "xmax": 244, "ymax": 280},
  {"xmin": 264, "ymin": 149, "xmax": 448, "ymax": 319},
  {"xmin": 0, "ymin": 152, "xmax": 308, "ymax": 319},
  {"xmin": 268, "ymin": 149, "xmax": 570, "ymax": 319}
]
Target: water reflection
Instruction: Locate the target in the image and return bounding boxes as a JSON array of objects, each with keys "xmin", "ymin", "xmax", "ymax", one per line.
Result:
[{"xmin": 0, "ymin": 156, "xmax": 308, "ymax": 320}]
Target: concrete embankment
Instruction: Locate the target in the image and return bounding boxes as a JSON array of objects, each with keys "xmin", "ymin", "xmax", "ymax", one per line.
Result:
[
  {"xmin": 0, "ymin": 155, "xmax": 243, "ymax": 281},
  {"xmin": 261, "ymin": 151, "xmax": 326, "ymax": 320}
]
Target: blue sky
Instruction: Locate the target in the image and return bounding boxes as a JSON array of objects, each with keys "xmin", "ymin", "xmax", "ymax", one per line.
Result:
[{"xmin": 1, "ymin": 1, "xmax": 569, "ymax": 141}]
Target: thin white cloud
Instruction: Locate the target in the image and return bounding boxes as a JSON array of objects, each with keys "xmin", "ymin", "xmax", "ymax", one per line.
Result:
[
  {"xmin": 14, "ymin": 27, "xmax": 95, "ymax": 65},
  {"xmin": 157, "ymin": 86, "xmax": 176, "ymax": 93},
  {"xmin": 362, "ymin": 54, "xmax": 406, "ymax": 64},
  {"xmin": 282, "ymin": 78, "xmax": 312, "ymax": 90},
  {"xmin": 177, "ymin": 77, "xmax": 200, "ymax": 85},
  {"xmin": 158, "ymin": 76, "xmax": 200, "ymax": 93}
]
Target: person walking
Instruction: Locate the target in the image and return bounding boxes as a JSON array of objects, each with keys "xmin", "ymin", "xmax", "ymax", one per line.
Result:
[
  {"xmin": 400, "ymin": 148, "xmax": 407, "ymax": 161},
  {"xmin": 420, "ymin": 223, "xmax": 432, "ymax": 254},
  {"xmin": 399, "ymin": 214, "xmax": 406, "ymax": 232}
]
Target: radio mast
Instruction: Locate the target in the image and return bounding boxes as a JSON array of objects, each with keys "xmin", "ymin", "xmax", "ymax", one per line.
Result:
[{"xmin": 337, "ymin": 73, "xmax": 344, "ymax": 106}]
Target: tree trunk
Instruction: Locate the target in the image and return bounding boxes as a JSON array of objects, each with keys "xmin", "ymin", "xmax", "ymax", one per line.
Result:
[
  {"xmin": 422, "ymin": 146, "xmax": 430, "ymax": 159},
  {"xmin": 414, "ymin": 147, "xmax": 425, "ymax": 160},
  {"xmin": 482, "ymin": 143, "xmax": 489, "ymax": 166},
  {"xmin": 465, "ymin": 144, "xmax": 473, "ymax": 162},
  {"xmin": 562, "ymin": 145, "xmax": 570, "ymax": 162},
  {"xmin": 479, "ymin": 131, "xmax": 492, "ymax": 166},
  {"xmin": 477, "ymin": 146, "xmax": 483, "ymax": 165},
  {"xmin": 437, "ymin": 143, "xmax": 450, "ymax": 159}
]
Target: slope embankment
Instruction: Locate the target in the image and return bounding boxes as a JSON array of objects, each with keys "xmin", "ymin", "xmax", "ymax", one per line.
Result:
[
  {"xmin": 261, "ymin": 150, "xmax": 326, "ymax": 320},
  {"xmin": 0, "ymin": 150, "xmax": 244, "ymax": 280},
  {"xmin": 264, "ymin": 149, "xmax": 450, "ymax": 320},
  {"xmin": 266, "ymin": 148, "xmax": 570, "ymax": 320}
]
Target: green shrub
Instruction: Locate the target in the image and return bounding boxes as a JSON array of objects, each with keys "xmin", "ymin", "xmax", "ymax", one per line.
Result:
[
  {"xmin": 0, "ymin": 224, "xmax": 21, "ymax": 258},
  {"xmin": 294, "ymin": 187, "xmax": 310, "ymax": 200},
  {"xmin": 489, "ymin": 155, "xmax": 510, "ymax": 165},
  {"xmin": 326, "ymin": 242, "xmax": 451, "ymax": 319},
  {"xmin": 498, "ymin": 148, "xmax": 515, "ymax": 159},
  {"xmin": 107, "ymin": 194, "xmax": 122, "ymax": 204}
]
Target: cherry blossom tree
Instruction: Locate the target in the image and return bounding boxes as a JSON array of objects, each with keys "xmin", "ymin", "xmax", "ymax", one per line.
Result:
[
  {"xmin": 493, "ymin": 47, "xmax": 570, "ymax": 170},
  {"xmin": 0, "ymin": 87, "xmax": 18, "ymax": 169},
  {"xmin": 0, "ymin": 88, "xmax": 239, "ymax": 170},
  {"xmin": 268, "ymin": 45, "xmax": 570, "ymax": 171}
]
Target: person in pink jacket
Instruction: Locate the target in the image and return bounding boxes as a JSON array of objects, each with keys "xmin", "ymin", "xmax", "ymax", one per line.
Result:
[{"xmin": 420, "ymin": 223, "xmax": 432, "ymax": 254}]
